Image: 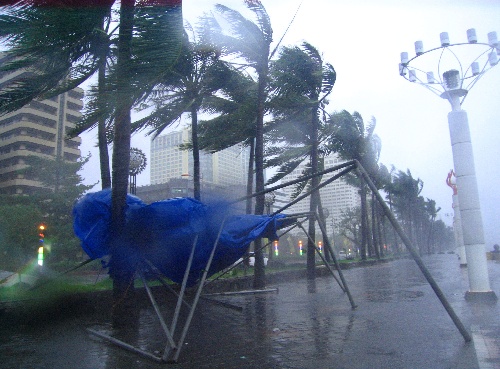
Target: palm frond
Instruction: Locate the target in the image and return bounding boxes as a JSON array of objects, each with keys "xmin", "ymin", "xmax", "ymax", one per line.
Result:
[{"xmin": 265, "ymin": 159, "xmax": 303, "ymax": 185}]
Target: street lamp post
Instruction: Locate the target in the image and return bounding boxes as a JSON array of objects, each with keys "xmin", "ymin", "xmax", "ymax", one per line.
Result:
[
  {"xmin": 129, "ymin": 148, "xmax": 147, "ymax": 195},
  {"xmin": 264, "ymin": 191, "xmax": 276, "ymax": 215},
  {"xmin": 399, "ymin": 29, "xmax": 498, "ymax": 301}
]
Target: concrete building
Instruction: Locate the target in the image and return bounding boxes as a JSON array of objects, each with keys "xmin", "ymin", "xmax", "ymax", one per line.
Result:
[
  {"xmin": 146, "ymin": 127, "xmax": 250, "ymax": 210},
  {"xmin": 150, "ymin": 128, "xmax": 249, "ymax": 188},
  {"xmin": 0, "ymin": 53, "xmax": 83, "ymax": 195},
  {"xmin": 280, "ymin": 154, "xmax": 360, "ymax": 236}
]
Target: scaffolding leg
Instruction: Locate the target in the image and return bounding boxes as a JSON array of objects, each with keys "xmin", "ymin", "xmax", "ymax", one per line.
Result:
[
  {"xmin": 87, "ymin": 328, "xmax": 162, "ymax": 362},
  {"xmin": 356, "ymin": 161, "xmax": 471, "ymax": 342},
  {"xmin": 296, "ymin": 222, "xmax": 346, "ymax": 293},
  {"xmin": 170, "ymin": 218, "xmax": 227, "ymax": 363},
  {"xmin": 162, "ymin": 235, "xmax": 199, "ymax": 362},
  {"xmin": 139, "ymin": 271, "xmax": 177, "ymax": 350},
  {"xmin": 315, "ymin": 212, "xmax": 357, "ymax": 309}
]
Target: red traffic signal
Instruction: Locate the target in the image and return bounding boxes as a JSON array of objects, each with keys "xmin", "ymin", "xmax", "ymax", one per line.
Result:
[{"xmin": 38, "ymin": 224, "xmax": 46, "ymax": 243}]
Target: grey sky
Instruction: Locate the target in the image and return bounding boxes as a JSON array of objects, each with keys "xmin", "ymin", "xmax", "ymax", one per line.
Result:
[{"xmin": 80, "ymin": 0, "xmax": 500, "ymax": 246}]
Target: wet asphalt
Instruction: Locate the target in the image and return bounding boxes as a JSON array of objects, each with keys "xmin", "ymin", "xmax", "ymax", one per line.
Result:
[{"xmin": 1, "ymin": 253, "xmax": 499, "ymax": 369}]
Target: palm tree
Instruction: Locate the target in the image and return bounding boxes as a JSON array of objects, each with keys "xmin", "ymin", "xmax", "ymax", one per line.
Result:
[
  {"xmin": 328, "ymin": 111, "xmax": 381, "ymax": 260},
  {"xmin": 204, "ymin": 0, "xmax": 273, "ymax": 288},
  {"xmin": 389, "ymin": 169, "xmax": 424, "ymax": 251},
  {"xmin": 424, "ymin": 198, "xmax": 441, "ymax": 254},
  {"xmin": 131, "ymin": 24, "xmax": 232, "ymax": 201},
  {"xmin": 266, "ymin": 41, "xmax": 336, "ymax": 277},
  {"xmin": 196, "ymin": 64, "xmax": 258, "ymax": 213},
  {"xmin": 0, "ymin": 1, "xmax": 114, "ymax": 113},
  {"xmin": 0, "ymin": 0, "xmax": 185, "ymax": 305}
]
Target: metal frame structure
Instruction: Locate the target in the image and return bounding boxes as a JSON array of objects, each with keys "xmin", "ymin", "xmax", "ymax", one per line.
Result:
[
  {"xmin": 86, "ymin": 159, "xmax": 473, "ymax": 364},
  {"xmin": 87, "ymin": 209, "xmax": 356, "ymax": 363}
]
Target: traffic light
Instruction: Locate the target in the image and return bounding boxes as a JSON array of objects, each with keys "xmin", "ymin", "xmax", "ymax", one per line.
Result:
[{"xmin": 38, "ymin": 224, "xmax": 45, "ymax": 266}]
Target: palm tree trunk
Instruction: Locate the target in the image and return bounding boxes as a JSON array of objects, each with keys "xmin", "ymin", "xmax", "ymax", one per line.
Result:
[
  {"xmin": 371, "ymin": 194, "xmax": 380, "ymax": 259},
  {"xmin": 243, "ymin": 139, "xmax": 255, "ymax": 270},
  {"xmin": 246, "ymin": 139, "xmax": 255, "ymax": 215},
  {"xmin": 307, "ymin": 105, "xmax": 320, "ymax": 279},
  {"xmin": 191, "ymin": 107, "xmax": 201, "ymax": 201},
  {"xmin": 317, "ymin": 195, "xmax": 332, "ymax": 262},
  {"xmin": 253, "ymin": 68, "xmax": 267, "ymax": 289},
  {"xmin": 359, "ymin": 184, "xmax": 368, "ymax": 260},
  {"xmin": 110, "ymin": 0, "xmax": 135, "ymax": 310},
  {"xmin": 98, "ymin": 30, "xmax": 111, "ymax": 189}
]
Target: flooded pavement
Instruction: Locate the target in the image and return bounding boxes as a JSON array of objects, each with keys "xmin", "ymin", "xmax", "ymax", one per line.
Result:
[{"xmin": 1, "ymin": 254, "xmax": 499, "ymax": 368}]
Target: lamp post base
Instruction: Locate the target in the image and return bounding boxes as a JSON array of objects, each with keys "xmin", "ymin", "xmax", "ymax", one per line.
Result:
[{"xmin": 465, "ymin": 290, "xmax": 498, "ymax": 303}]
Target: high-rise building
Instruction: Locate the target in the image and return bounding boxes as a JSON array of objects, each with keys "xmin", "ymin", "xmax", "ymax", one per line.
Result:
[
  {"xmin": 280, "ymin": 153, "xmax": 360, "ymax": 235},
  {"xmin": 150, "ymin": 128, "xmax": 249, "ymax": 187},
  {"xmin": 0, "ymin": 53, "xmax": 83, "ymax": 195}
]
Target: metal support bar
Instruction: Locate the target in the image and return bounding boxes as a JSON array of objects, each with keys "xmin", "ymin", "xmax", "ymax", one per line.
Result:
[
  {"xmin": 203, "ymin": 288, "xmax": 279, "ymax": 297},
  {"xmin": 234, "ymin": 160, "xmax": 357, "ymax": 205},
  {"xmin": 139, "ymin": 272, "xmax": 177, "ymax": 350},
  {"xmin": 296, "ymin": 221, "xmax": 346, "ymax": 293},
  {"xmin": 171, "ymin": 218, "xmax": 227, "ymax": 363},
  {"xmin": 87, "ymin": 328, "xmax": 162, "ymax": 363},
  {"xmin": 271, "ymin": 165, "xmax": 356, "ymax": 216},
  {"xmin": 314, "ymin": 212, "xmax": 357, "ymax": 309},
  {"xmin": 355, "ymin": 160, "xmax": 472, "ymax": 342},
  {"xmin": 143, "ymin": 259, "xmax": 192, "ymax": 310},
  {"xmin": 162, "ymin": 235, "xmax": 199, "ymax": 362},
  {"xmin": 171, "ymin": 235, "xmax": 199, "ymax": 336}
]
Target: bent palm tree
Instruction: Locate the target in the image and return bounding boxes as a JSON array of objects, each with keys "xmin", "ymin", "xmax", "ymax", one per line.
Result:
[
  {"xmin": 267, "ymin": 41, "xmax": 336, "ymax": 277},
  {"xmin": 205, "ymin": 0, "xmax": 273, "ymax": 287},
  {"xmin": 197, "ymin": 65, "xmax": 258, "ymax": 213},
  {"xmin": 131, "ymin": 25, "xmax": 230, "ymax": 201},
  {"xmin": 328, "ymin": 111, "xmax": 381, "ymax": 259},
  {"xmin": 0, "ymin": 0, "xmax": 185, "ymax": 305}
]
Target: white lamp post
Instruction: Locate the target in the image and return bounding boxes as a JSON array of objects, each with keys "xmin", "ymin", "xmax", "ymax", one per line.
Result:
[{"xmin": 399, "ymin": 29, "xmax": 498, "ymax": 301}]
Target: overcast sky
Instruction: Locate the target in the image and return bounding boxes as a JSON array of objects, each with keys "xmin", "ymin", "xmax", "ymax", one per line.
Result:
[{"xmin": 80, "ymin": 0, "xmax": 500, "ymax": 246}]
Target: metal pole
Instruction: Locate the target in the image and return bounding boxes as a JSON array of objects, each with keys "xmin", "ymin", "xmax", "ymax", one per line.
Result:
[
  {"xmin": 356, "ymin": 161, "xmax": 472, "ymax": 342},
  {"xmin": 87, "ymin": 328, "xmax": 162, "ymax": 363},
  {"xmin": 296, "ymin": 221, "xmax": 346, "ymax": 293},
  {"xmin": 162, "ymin": 235, "xmax": 199, "ymax": 362},
  {"xmin": 172, "ymin": 218, "xmax": 227, "ymax": 363},
  {"xmin": 139, "ymin": 272, "xmax": 177, "ymax": 349},
  {"xmin": 171, "ymin": 235, "xmax": 198, "ymax": 335},
  {"xmin": 315, "ymin": 213, "xmax": 357, "ymax": 309}
]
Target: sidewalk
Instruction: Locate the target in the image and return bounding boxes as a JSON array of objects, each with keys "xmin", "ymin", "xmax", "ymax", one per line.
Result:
[{"xmin": 1, "ymin": 253, "xmax": 499, "ymax": 369}]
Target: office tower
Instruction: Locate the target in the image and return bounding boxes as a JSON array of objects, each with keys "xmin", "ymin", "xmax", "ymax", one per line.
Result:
[
  {"xmin": 150, "ymin": 128, "xmax": 249, "ymax": 187},
  {"xmin": 0, "ymin": 53, "xmax": 83, "ymax": 195}
]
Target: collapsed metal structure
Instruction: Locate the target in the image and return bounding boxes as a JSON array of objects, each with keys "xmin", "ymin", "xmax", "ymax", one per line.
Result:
[{"xmin": 85, "ymin": 159, "xmax": 471, "ymax": 364}]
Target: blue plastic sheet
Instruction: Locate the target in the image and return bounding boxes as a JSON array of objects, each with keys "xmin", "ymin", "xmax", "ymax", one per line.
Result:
[{"xmin": 73, "ymin": 190, "xmax": 291, "ymax": 285}]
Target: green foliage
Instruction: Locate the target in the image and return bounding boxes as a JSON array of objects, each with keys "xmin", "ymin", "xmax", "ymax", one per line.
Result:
[
  {"xmin": 0, "ymin": 201, "xmax": 44, "ymax": 269},
  {"xmin": 0, "ymin": 1, "xmax": 114, "ymax": 114},
  {"xmin": 197, "ymin": 68, "xmax": 258, "ymax": 153},
  {"xmin": 266, "ymin": 42, "xmax": 335, "ymax": 191},
  {"xmin": 0, "ymin": 155, "xmax": 94, "ymax": 270}
]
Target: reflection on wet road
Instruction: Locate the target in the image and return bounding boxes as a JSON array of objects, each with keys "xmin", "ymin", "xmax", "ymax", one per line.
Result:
[{"xmin": 1, "ymin": 255, "xmax": 498, "ymax": 368}]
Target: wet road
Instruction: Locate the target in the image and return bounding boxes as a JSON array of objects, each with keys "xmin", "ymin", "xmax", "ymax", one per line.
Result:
[{"xmin": 1, "ymin": 254, "xmax": 499, "ymax": 368}]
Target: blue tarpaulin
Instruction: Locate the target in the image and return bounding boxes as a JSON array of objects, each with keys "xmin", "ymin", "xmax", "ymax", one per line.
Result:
[{"xmin": 73, "ymin": 190, "xmax": 292, "ymax": 286}]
